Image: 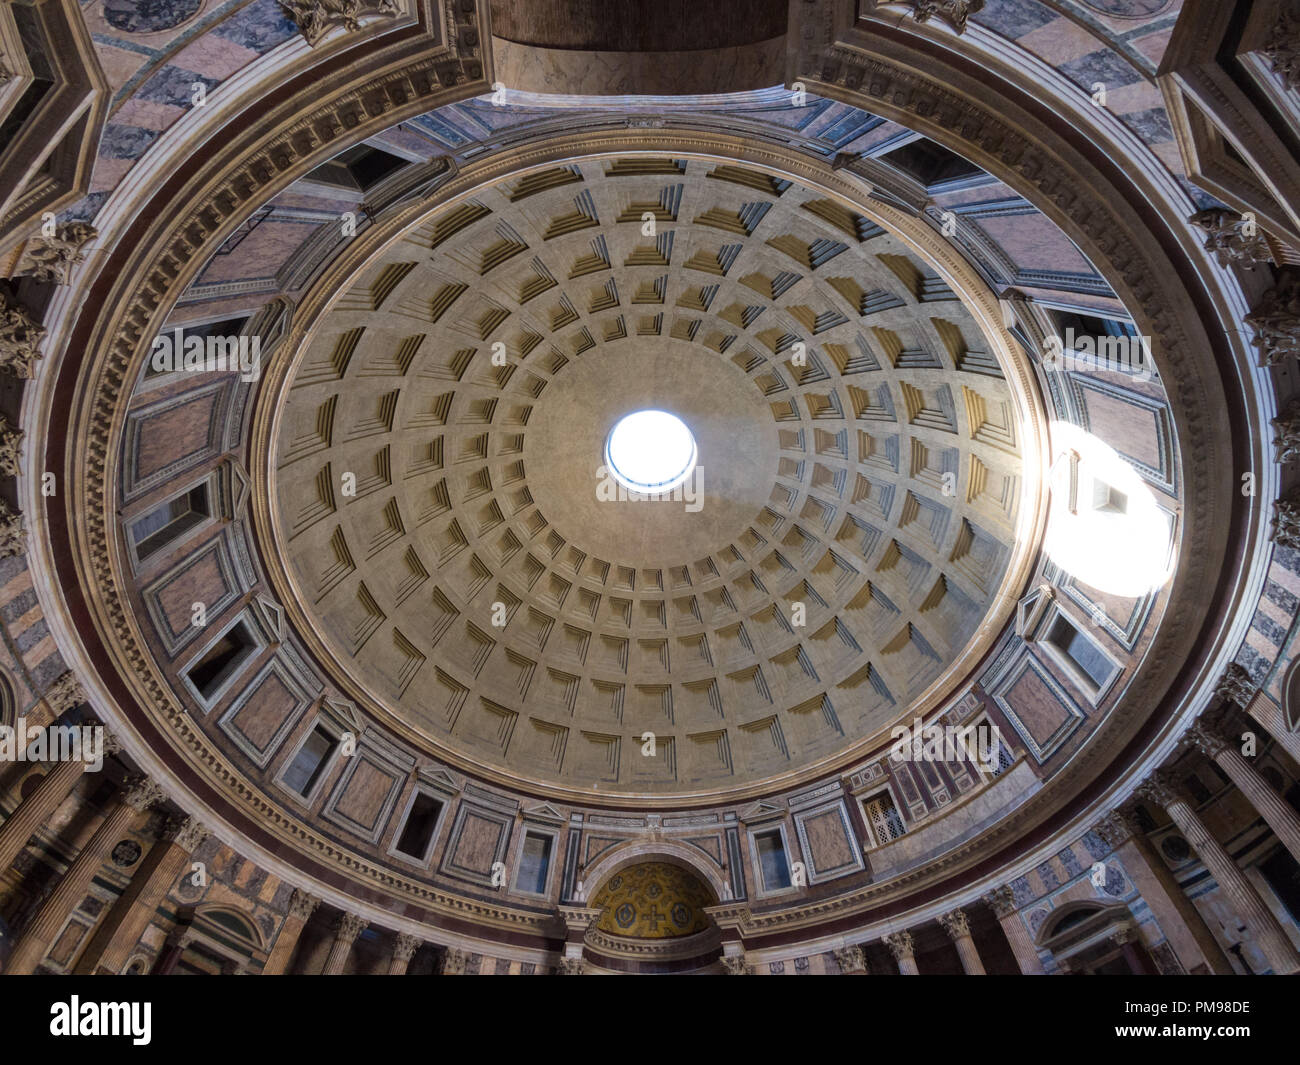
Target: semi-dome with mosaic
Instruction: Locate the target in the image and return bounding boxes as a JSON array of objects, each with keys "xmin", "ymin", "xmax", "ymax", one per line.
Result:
[{"xmin": 264, "ymin": 152, "xmax": 1040, "ymax": 799}]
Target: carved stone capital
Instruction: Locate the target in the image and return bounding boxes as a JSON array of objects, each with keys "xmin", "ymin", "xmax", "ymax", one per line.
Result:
[
  {"xmin": 1090, "ymin": 810, "xmax": 1134, "ymax": 850},
  {"xmin": 876, "ymin": 0, "xmax": 983, "ymax": 34},
  {"xmin": 392, "ymin": 932, "xmax": 421, "ymax": 963},
  {"xmin": 278, "ymin": 0, "xmax": 398, "ymax": 46},
  {"xmin": 0, "ymin": 499, "xmax": 24, "ymax": 558},
  {"xmin": 0, "ymin": 291, "xmax": 45, "ymax": 377},
  {"xmin": 123, "ymin": 776, "xmax": 166, "ymax": 813},
  {"xmin": 443, "ymin": 948, "xmax": 468, "ymax": 974},
  {"xmin": 13, "ymin": 222, "xmax": 97, "ymax": 284},
  {"xmin": 883, "ymin": 930, "xmax": 915, "ymax": 961},
  {"xmin": 1189, "ymin": 209, "xmax": 1274, "ymax": 268},
  {"xmin": 102, "ymin": 729, "xmax": 123, "ymax": 758},
  {"xmin": 720, "ymin": 953, "xmax": 750, "ymax": 975},
  {"xmin": 333, "ymin": 911, "xmax": 367, "ymax": 942},
  {"xmin": 982, "ymin": 885, "xmax": 1017, "ymax": 918},
  {"xmin": 1273, "ymin": 401, "xmax": 1300, "ymax": 463},
  {"xmin": 44, "ymin": 672, "xmax": 86, "ymax": 716},
  {"xmin": 1215, "ymin": 662, "xmax": 1256, "ymax": 708},
  {"xmin": 0, "ymin": 414, "xmax": 22, "ymax": 477},
  {"xmin": 557, "ymin": 956, "xmax": 586, "ymax": 975},
  {"xmin": 288, "ymin": 888, "xmax": 321, "ymax": 920},
  {"xmin": 1263, "ymin": 6, "xmax": 1300, "ymax": 93},
  {"xmin": 1247, "ymin": 270, "xmax": 1300, "ymax": 366},
  {"xmin": 1110, "ymin": 924, "xmax": 1136, "ymax": 946},
  {"xmin": 1133, "ymin": 769, "xmax": 1179, "ymax": 810},
  {"xmin": 832, "ymin": 945, "xmax": 867, "ymax": 973},
  {"xmin": 938, "ymin": 908, "xmax": 971, "ymax": 940},
  {"xmin": 1184, "ymin": 721, "xmax": 1229, "ymax": 760},
  {"xmin": 163, "ymin": 815, "xmax": 208, "ymax": 852}
]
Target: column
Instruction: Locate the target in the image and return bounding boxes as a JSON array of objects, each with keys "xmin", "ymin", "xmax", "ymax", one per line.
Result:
[
  {"xmin": 73, "ymin": 815, "xmax": 207, "ymax": 974},
  {"xmin": 1136, "ymin": 771, "xmax": 1300, "ymax": 975},
  {"xmin": 1246, "ymin": 694, "xmax": 1300, "ymax": 766},
  {"xmin": 938, "ymin": 908, "xmax": 986, "ymax": 974},
  {"xmin": 983, "ymin": 886, "xmax": 1045, "ymax": 974},
  {"xmin": 884, "ymin": 930, "xmax": 918, "ymax": 975},
  {"xmin": 0, "ymin": 758, "xmax": 85, "ymax": 874},
  {"xmin": 832, "ymin": 944, "xmax": 868, "ymax": 974},
  {"xmin": 1188, "ymin": 721, "xmax": 1300, "ymax": 864},
  {"xmin": 3, "ymin": 776, "xmax": 163, "ymax": 974},
  {"xmin": 1092, "ymin": 809, "xmax": 1234, "ymax": 974},
  {"xmin": 388, "ymin": 932, "xmax": 421, "ymax": 975},
  {"xmin": 263, "ymin": 889, "xmax": 320, "ymax": 975},
  {"xmin": 151, "ymin": 926, "xmax": 196, "ymax": 975},
  {"xmin": 321, "ymin": 911, "xmax": 366, "ymax": 974}
]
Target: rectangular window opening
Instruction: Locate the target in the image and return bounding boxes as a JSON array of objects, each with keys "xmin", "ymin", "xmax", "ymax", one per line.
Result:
[
  {"xmin": 283, "ymin": 725, "xmax": 338, "ymax": 797},
  {"xmin": 131, "ymin": 483, "xmax": 211, "ymax": 560},
  {"xmin": 187, "ymin": 620, "xmax": 255, "ymax": 701},
  {"xmin": 756, "ymin": 829, "xmax": 792, "ymax": 891},
  {"xmin": 1047, "ymin": 614, "xmax": 1113, "ymax": 690},
  {"xmin": 517, "ymin": 831, "xmax": 552, "ymax": 895},
  {"xmin": 863, "ymin": 791, "xmax": 906, "ymax": 846},
  {"xmin": 394, "ymin": 793, "xmax": 444, "ymax": 859}
]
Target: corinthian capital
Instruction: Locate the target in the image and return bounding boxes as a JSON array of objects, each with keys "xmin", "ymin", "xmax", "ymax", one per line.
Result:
[
  {"xmin": 0, "ymin": 291, "xmax": 45, "ymax": 378},
  {"xmin": 938, "ymin": 909, "xmax": 971, "ymax": 940},
  {"xmin": 883, "ymin": 930, "xmax": 915, "ymax": 961},
  {"xmin": 278, "ymin": 0, "xmax": 398, "ymax": 46},
  {"xmin": 163, "ymin": 815, "xmax": 208, "ymax": 852},
  {"xmin": 392, "ymin": 933, "xmax": 421, "ymax": 963},
  {"xmin": 0, "ymin": 500, "xmax": 24, "ymax": 559},
  {"xmin": 832, "ymin": 945, "xmax": 866, "ymax": 974},
  {"xmin": 288, "ymin": 889, "xmax": 321, "ymax": 920},
  {"xmin": 1214, "ymin": 662, "xmax": 1256, "ymax": 708},
  {"xmin": 334, "ymin": 912, "xmax": 367, "ymax": 942},
  {"xmin": 13, "ymin": 222, "xmax": 97, "ymax": 284},
  {"xmin": 1133, "ymin": 769, "xmax": 1179, "ymax": 810},
  {"xmin": 0, "ymin": 414, "xmax": 22, "ymax": 477},
  {"xmin": 1189, "ymin": 209, "xmax": 1274, "ymax": 269},
  {"xmin": 1184, "ymin": 720, "xmax": 1230, "ymax": 760},
  {"xmin": 1247, "ymin": 270, "xmax": 1300, "ymax": 366},
  {"xmin": 982, "ymin": 885, "xmax": 1017, "ymax": 918},
  {"xmin": 123, "ymin": 776, "xmax": 166, "ymax": 813},
  {"xmin": 1090, "ymin": 810, "xmax": 1134, "ymax": 850}
]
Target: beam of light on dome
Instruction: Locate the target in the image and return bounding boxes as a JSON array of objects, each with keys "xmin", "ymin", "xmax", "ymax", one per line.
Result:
[
  {"xmin": 1042, "ymin": 421, "xmax": 1175, "ymax": 597},
  {"xmin": 604, "ymin": 409, "xmax": 698, "ymax": 493}
]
